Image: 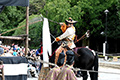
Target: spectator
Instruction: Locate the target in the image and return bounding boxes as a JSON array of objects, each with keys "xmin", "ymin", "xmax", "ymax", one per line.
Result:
[
  {"xmin": 0, "ymin": 41, "xmax": 4, "ymax": 56},
  {"xmin": 4, "ymin": 50, "xmax": 13, "ymax": 57},
  {"xmin": 57, "ymin": 46, "xmax": 77, "ymax": 80},
  {"xmin": 36, "ymin": 45, "xmax": 43, "ymax": 71},
  {"xmin": 0, "ymin": 47, "xmax": 4, "ymax": 56},
  {"xmin": 11, "ymin": 43, "xmax": 15, "ymax": 49},
  {"xmin": 18, "ymin": 51, "xmax": 23, "ymax": 56},
  {"xmin": 13, "ymin": 48, "xmax": 17, "ymax": 56},
  {"xmin": 45, "ymin": 51, "xmax": 65, "ymax": 80}
]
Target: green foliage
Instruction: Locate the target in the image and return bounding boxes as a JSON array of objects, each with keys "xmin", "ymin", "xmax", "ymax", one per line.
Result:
[
  {"xmin": 28, "ymin": 0, "xmax": 120, "ymax": 41},
  {"xmin": 13, "ymin": 15, "xmax": 43, "ymax": 48},
  {"xmin": 0, "ymin": 6, "xmax": 26, "ymax": 35},
  {"xmin": 29, "ymin": 22, "xmax": 43, "ymax": 48},
  {"xmin": 29, "ymin": 0, "xmax": 46, "ymax": 14},
  {"xmin": 107, "ymin": 0, "xmax": 120, "ymax": 39},
  {"xmin": 0, "ymin": 0, "xmax": 120, "ymax": 49},
  {"xmin": 38, "ymin": 0, "xmax": 118, "ymax": 38},
  {"xmin": 39, "ymin": 0, "xmax": 84, "ymax": 36},
  {"xmin": 76, "ymin": 0, "xmax": 113, "ymax": 34},
  {"xmin": 117, "ymin": 0, "xmax": 120, "ymax": 19}
]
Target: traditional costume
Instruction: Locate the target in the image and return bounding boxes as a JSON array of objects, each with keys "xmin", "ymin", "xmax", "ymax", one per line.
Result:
[
  {"xmin": 57, "ymin": 65, "xmax": 77, "ymax": 80},
  {"xmin": 57, "ymin": 49, "xmax": 77, "ymax": 80},
  {"xmin": 45, "ymin": 67, "xmax": 60, "ymax": 80},
  {"xmin": 45, "ymin": 51, "xmax": 65, "ymax": 80},
  {"xmin": 55, "ymin": 17, "xmax": 77, "ymax": 64}
]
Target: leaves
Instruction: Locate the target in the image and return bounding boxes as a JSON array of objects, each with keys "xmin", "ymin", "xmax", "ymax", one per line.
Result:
[
  {"xmin": 13, "ymin": 14, "xmax": 43, "ymax": 48},
  {"xmin": 0, "ymin": 6, "xmax": 26, "ymax": 35},
  {"xmin": 117, "ymin": 0, "xmax": 120, "ymax": 20},
  {"xmin": 0, "ymin": 0, "xmax": 120, "ymax": 48}
]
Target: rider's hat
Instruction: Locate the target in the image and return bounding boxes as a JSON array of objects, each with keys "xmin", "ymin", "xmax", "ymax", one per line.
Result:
[{"xmin": 65, "ymin": 17, "xmax": 77, "ymax": 24}]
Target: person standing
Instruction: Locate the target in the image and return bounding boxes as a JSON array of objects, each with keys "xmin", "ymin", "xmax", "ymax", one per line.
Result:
[
  {"xmin": 45, "ymin": 51, "xmax": 65, "ymax": 80},
  {"xmin": 0, "ymin": 41, "xmax": 4, "ymax": 56},
  {"xmin": 36, "ymin": 45, "xmax": 43, "ymax": 71},
  {"xmin": 57, "ymin": 46, "xmax": 77, "ymax": 80},
  {"xmin": 13, "ymin": 48, "xmax": 17, "ymax": 56}
]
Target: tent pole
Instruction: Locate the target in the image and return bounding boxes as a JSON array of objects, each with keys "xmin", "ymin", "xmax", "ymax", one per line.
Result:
[{"xmin": 25, "ymin": 6, "xmax": 29, "ymax": 56}]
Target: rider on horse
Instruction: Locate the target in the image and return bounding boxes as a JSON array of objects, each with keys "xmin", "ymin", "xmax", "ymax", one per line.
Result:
[{"xmin": 55, "ymin": 17, "xmax": 77, "ymax": 64}]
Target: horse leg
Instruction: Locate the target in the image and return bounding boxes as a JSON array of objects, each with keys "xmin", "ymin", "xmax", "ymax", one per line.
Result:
[
  {"xmin": 89, "ymin": 67, "xmax": 98, "ymax": 80},
  {"xmin": 89, "ymin": 52, "xmax": 98, "ymax": 80},
  {"xmin": 89, "ymin": 71, "xmax": 98, "ymax": 80},
  {"xmin": 89, "ymin": 71, "xmax": 94, "ymax": 80},
  {"xmin": 81, "ymin": 71, "xmax": 88, "ymax": 80}
]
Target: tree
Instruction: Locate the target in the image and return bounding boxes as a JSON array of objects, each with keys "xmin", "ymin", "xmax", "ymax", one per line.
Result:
[
  {"xmin": 39, "ymin": 0, "xmax": 84, "ymax": 37},
  {"xmin": 0, "ymin": 6, "xmax": 26, "ymax": 36},
  {"xmin": 13, "ymin": 15, "xmax": 43, "ymax": 48},
  {"xmin": 39, "ymin": 0, "xmax": 117, "ymax": 36},
  {"xmin": 29, "ymin": 0, "xmax": 46, "ymax": 14},
  {"xmin": 117, "ymin": 0, "xmax": 120, "ymax": 20},
  {"xmin": 1, "ymin": 0, "xmax": 120, "ymax": 51},
  {"xmin": 38, "ymin": 0, "xmax": 119, "ymax": 48}
]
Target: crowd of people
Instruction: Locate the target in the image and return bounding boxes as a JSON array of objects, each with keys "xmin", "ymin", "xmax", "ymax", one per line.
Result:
[
  {"xmin": 0, "ymin": 41, "xmax": 78, "ymax": 79},
  {"xmin": 0, "ymin": 42, "xmax": 23, "ymax": 57},
  {"xmin": 0, "ymin": 41, "xmax": 38, "ymax": 57}
]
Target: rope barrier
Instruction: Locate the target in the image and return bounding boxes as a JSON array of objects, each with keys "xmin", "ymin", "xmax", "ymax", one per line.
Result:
[
  {"xmin": 26, "ymin": 56, "xmax": 120, "ymax": 75},
  {"xmin": 26, "ymin": 56, "xmax": 58, "ymax": 67},
  {"xmin": 0, "ymin": 20, "xmax": 42, "ymax": 35},
  {"xmin": 0, "ymin": 17, "xmax": 60, "ymax": 35},
  {"xmin": 77, "ymin": 68, "xmax": 120, "ymax": 75},
  {"xmin": 0, "ymin": 25, "xmax": 25, "ymax": 35}
]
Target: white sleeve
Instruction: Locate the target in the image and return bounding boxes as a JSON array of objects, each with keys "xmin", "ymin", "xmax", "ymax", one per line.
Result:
[{"xmin": 58, "ymin": 28, "xmax": 74, "ymax": 40}]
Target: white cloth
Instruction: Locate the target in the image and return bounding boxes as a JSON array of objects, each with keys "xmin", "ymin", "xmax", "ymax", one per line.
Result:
[
  {"xmin": 58, "ymin": 26, "xmax": 75, "ymax": 40},
  {"xmin": 42, "ymin": 18, "xmax": 52, "ymax": 67}
]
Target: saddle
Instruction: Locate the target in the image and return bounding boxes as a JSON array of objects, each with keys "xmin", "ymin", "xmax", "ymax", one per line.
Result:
[{"xmin": 73, "ymin": 48, "xmax": 80, "ymax": 57}]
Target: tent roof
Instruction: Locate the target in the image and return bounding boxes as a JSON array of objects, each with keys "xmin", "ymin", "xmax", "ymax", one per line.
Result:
[
  {"xmin": 0, "ymin": 0, "xmax": 29, "ymax": 13},
  {"xmin": 0, "ymin": 0, "xmax": 29, "ymax": 7}
]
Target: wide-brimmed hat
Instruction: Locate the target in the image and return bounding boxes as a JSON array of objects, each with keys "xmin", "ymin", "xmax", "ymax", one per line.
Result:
[{"xmin": 65, "ymin": 17, "xmax": 77, "ymax": 24}]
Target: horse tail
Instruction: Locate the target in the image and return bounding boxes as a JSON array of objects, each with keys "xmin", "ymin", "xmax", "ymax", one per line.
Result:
[
  {"xmin": 94, "ymin": 52, "xmax": 98, "ymax": 71},
  {"xmin": 93, "ymin": 52, "xmax": 98, "ymax": 80}
]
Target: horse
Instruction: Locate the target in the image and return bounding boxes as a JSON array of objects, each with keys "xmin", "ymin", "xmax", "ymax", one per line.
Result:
[
  {"xmin": 73, "ymin": 47, "xmax": 98, "ymax": 80},
  {"xmin": 49, "ymin": 41, "xmax": 98, "ymax": 80}
]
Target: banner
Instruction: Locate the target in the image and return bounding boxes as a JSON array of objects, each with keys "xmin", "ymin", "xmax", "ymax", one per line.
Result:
[
  {"xmin": 0, "ymin": 57, "xmax": 28, "ymax": 80},
  {"xmin": 0, "ymin": 6, "xmax": 4, "ymax": 13},
  {"xmin": 0, "ymin": 0, "xmax": 29, "ymax": 7},
  {"xmin": 0, "ymin": 0, "xmax": 29, "ymax": 13},
  {"xmin": 42, "ymin": 18, "xmax": 52, "ymax": 67}
]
